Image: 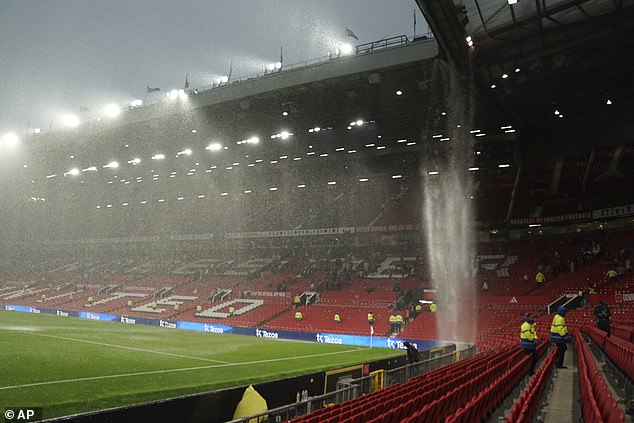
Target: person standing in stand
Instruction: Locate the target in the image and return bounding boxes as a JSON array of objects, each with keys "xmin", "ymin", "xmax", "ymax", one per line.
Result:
[
  {"xmin": 520, "ymin": 313, "xmax": 538, "ymax": 375},
  {"xmin": 594, "ymin": 300, "xmax": 611, "ymax": 336},
  {"xmin": 550, "ymin": 306, "xmax": 571, "ymax": 369}
]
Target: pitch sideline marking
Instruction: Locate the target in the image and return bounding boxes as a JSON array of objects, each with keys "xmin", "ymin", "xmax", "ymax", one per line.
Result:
[
  {"xmin": 19, "ymin": 331, "xmax": 231, "ymax": 365},
  {"xmin": 0, "ymin": 348, "xmax": 363, "ymax": 391}
]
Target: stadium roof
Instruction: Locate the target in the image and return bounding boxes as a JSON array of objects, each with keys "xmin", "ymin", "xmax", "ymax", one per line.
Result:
[{"xmin": 418, "ymin": 0, "xmax": 634, "ymax": 128}]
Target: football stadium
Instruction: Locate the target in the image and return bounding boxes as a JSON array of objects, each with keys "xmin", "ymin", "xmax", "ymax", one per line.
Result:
[{"xmin": 1, "ymin": 1, "xmax": 634, "ymax": 422}]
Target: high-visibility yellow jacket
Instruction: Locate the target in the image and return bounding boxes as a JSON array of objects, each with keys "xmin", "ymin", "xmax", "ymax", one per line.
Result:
[
  {"xmin": 295, "ymin": 311, "xmax": 303, "ymax": 320},
  {"xmin": 535, "ymin": 272, "xmax": 545, "ymax": 283},
  {"xmin": 550, "ymin": 314, "xmax": 568, "ymax": 344},
  {"xmin": 520, "ymin": 321, "xmax": 537, "ymax": 350},
  {"xmin": 429, "ymin": 303, "xmax": 437, "ymax": 313}
]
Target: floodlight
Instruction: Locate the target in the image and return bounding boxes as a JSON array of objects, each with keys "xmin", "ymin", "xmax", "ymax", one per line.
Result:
[
  {"xmin": 103, "ymin": 103, "xmax": 121, "ymax": 118},
  {"xmin": 206, "ymin": 143, "xmax": 222, "ymax": 151},
  {"xmin": 266, "ymin": 63, "xmax": 276, "ymax": 71},
  {"xmin": 62, "ymin": 114, "xmax": 80, "ymax": 128},
  {"xmin": 2, "ymin": 132, "xmax": 19, "ymax": 148},
  {"xmin": 103, "ymin": 161, "xmax": 119, "ymax": 169},
  {"xmin": 340, "ymin": 43, "xmax": 353, "ymax": 55},
  {"xmin": 152, "ymin": 154, "xmax": 165, "ymax": 160},
  {"xmin": 274, "ymin": 61, "xmax": 282, "ymax": 69},
  {"xmin": 130, "ymin": 99, "xmax": 143, "ymax": 107}
]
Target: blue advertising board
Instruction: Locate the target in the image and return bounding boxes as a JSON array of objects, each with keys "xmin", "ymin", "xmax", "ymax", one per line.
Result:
[{"xmin": 2, "ymin": 303, "xmax": 448, "ymax": 351}]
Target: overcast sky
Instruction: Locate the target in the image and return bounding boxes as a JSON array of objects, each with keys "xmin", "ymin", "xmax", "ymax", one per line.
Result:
[{"xmin": 0, "ymin": 0, "xmax": 428, "ymax": 136}]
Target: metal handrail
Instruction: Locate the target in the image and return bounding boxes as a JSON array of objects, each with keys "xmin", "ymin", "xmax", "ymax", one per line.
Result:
[{"xmin": 226, "ymin": 344, "xmax": 475, "ymax": 423}]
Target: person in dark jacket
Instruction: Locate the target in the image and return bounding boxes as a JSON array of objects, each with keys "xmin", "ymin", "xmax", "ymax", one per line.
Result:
[
  {"xmin": 403, "ymin": 341, "xmax": 420, "ymax": 363},
  {"xmin": 594, "ymin": 300, "xmax": 611, "ymax": 336}
]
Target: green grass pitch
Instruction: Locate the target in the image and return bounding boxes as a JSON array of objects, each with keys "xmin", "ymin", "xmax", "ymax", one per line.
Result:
[{"xmin": 0, "ymin": 310, "xmax": 403, "ymax": 419}]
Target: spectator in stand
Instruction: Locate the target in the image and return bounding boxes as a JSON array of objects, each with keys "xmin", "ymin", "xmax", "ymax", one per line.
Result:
[
  {"xmin": 229, "ymin": 305, "xmax": 235, "ymax": 317},
  {"xmin": 594, "ymin": 300, "xmax": 611, "ymax": 336},
  {"xmin": 389, "ymin": 314, "xmax": 396, "ymax": 332},
  {"xmin": 334, "ymin": 312, "xmax": 341, "ymax": 323},
  {"xmin": 367, "ymin": 311, "xmax": 375, "ymax": 325},
  {"xmin": 482, "ymin": 279, "xmax": 489, "ymax": 291},
  {"xmin": 403, "ymin": 341, "xmax": 420, "ymax": 363},
  {"xmin": 293, "ymin": 294, "xmax": 301, "ymax": 308},
  {"xmin": 550, "ymin": 306, "xmax": 571, "ymax": 369},
  {"xmin": 414, "ymin": 303, "xmax": 422, "ymax": 317},
  {"xmin": 295, "ymin": 310, "xmax": 303, "ymax": 321},
  {"xmin": 606, "ymin": 268, "xmax": 618, "ymax": 280},
  {"xmin": 395, "ymin": 313, "xmax": 404, "ymax": 331},
  {"xmin": 520, "ymin": 313, "xmax": 538, "ymax": 375},
  {"xmin": 535, "ymin": 271, "xmax": 546, "ymax": 288}
]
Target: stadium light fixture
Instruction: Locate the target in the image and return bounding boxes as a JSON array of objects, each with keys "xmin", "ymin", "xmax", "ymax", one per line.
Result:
[
  {"xmin": 206, "ymin": 143, "xmax": 222, "ymax": 151},
  {"xmin": 297, "ymin": 184, "xmax": 306, "ymax": 188},
  {"xmin": 103, "ymin": 103, "xmax": 121, "ymax": 118},
  {"xmin": 396, "ymin": 90, "xmax": 403, "ymax": 96},
  {"xmin": 468, "ymin": 167, "xmax": 480, "ymax": 171},
  {"xmin": 428, "ymin": 171, "xmax": 439, "ymax": 175},
  {"xmin": 247, "ymin": 136, "xmax": 259, "ymax": 144},
  {"xmin": 1, "ymin": 132, "xmax": 20, "ymax": 148},
  {"xmin": 128, "ymin": 158, "xmax": 141, "ymax": 165},
  {"xmin": 340, "ymin": 43, "xmax": 353, "ymax": 55},
  {"xmin": 81, "ymin": 166, "xmax": 97, "ymax": 173},
  {"xmin": 355, "ymin": 119, "xmax": 364, "ymax": 126},
  {"xmin": 103, "ymin": 161, "xmax": 119, "ymax": 169},
  {"xmin": 62, "ymin": 114, "xmax": 80, "ymax": 128},
  {"xmin": 152, "ymin": 154, "xmax": 165, "ymax": 160},
  {"xmin": 490, "ymin": 84, "xmax": 496, "ymax": 89},
  {"xmin": 498, "ymin": 164, "xmax": 511, "ymax": 168},
  {"xmin": 167, "ymin": 89, "xmax": 188, "ymax": 101},
  {"xmin": 64, "ymin": 168, "xmax": 80, "ymax": 176},
  {"xmin": 606, "ymin": 99, "xmax": 613, "ymax": 105},
  {"xmin": 280, "ymin": 131, "xmax": 291, "ymax": 140},
  {"xmin": 130, "ymin": 99, "xmax": 143, "ymax": 108},
  {"xmin": 508, "ymin": 0, "xmax": 518, "ymax": 4},
  {"xmin": 282, "ymin": 111, "xmax": 289, "ymax": 116},
  {"xmin": 33, "ymin": 128, "xmax": 41, "ymax": 135},
  {"xmin": 502, "ymin": 73, "xmax": 509, "ymax": 79}
]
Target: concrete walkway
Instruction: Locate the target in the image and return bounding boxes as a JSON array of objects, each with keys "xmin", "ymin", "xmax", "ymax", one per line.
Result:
[{"xmin": 542, "ymin": 346, "xmax": 580, "ymax": 423}]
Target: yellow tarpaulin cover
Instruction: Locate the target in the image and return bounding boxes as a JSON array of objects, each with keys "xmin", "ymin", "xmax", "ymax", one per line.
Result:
[{"xmin": 233, "ymin": 385, "xmax": 268, "ymax": 422}]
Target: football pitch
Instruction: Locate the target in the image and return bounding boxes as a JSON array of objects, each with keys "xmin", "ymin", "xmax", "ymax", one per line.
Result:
[{"xmin": 0, "ymin": 310, "xmax": 403, "ymax": 420}]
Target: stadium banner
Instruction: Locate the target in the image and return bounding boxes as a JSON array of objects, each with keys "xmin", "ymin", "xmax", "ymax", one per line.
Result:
[
  {"xmin": 354, "ymin": 224, "xmax": 420, "ymax": 233},
  {"xmin": 169, "ymin": 233, "xmax": 215, "ymax": 241},
  {"xmin": 4, "ymin": 305, "xmax": 40, "ymax": 313},
  {"xmin": 38, "ymin": 308, "xmax": 80, "ymax": 318},
  {"xmin": 592, "ymin": 203, "xmax": 634, "ymax": 219},
  {"xmin": 78, "ymin": 311, "xmax": 118, "ymax": 321},
  {"xmin": 158, "ymin": 319, "xmax": 177, "ymax": 329},
  {"xmin": 509, "ymin": 212, "xmax": 592, "ymax": 226},
  {"xmin": 1, "ymin": 304, "xmax": 446, "ymax": 351},
  {"xmin": 119, "ymin": 315, "xmax": 160, "ymax": 326},
  {"xmin": 177, "ymin": 321, "xmax": 233, "ymax": 334},
  {"xmin": 225, "ymin": 227, "xmax": 354, "ymax": 239}
]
